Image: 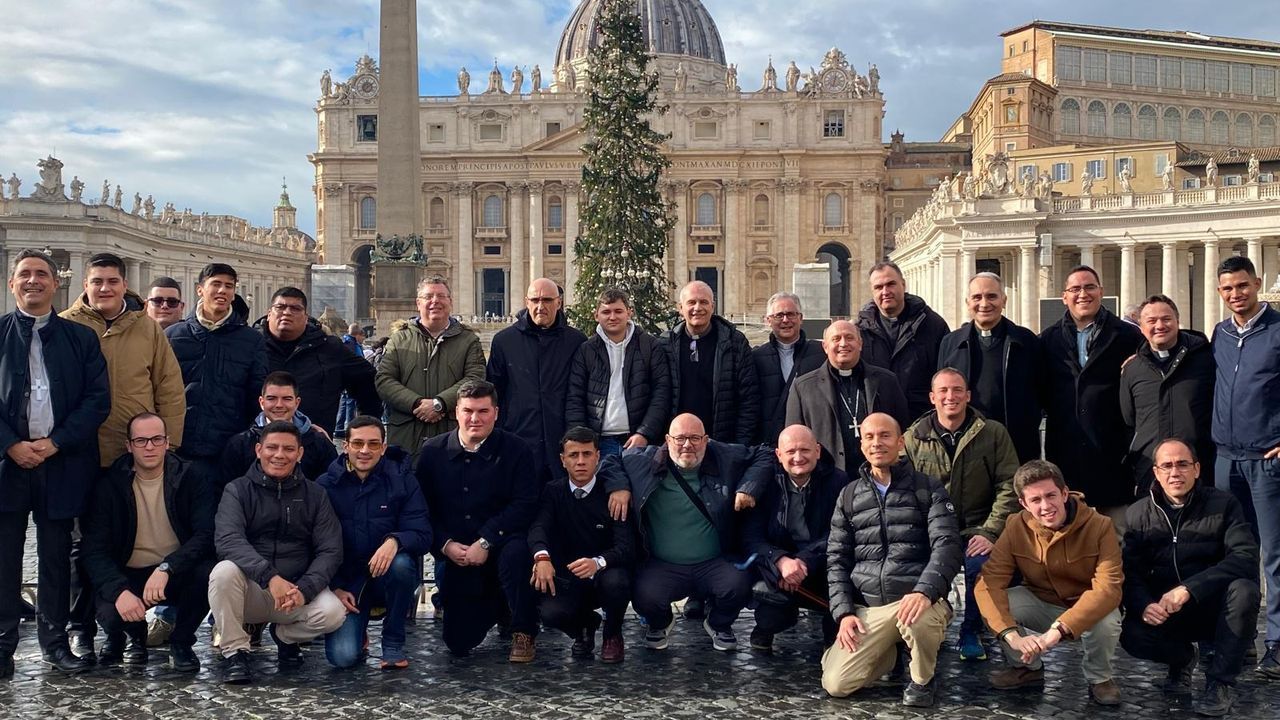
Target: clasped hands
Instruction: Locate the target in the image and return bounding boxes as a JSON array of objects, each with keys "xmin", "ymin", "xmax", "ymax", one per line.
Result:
[{"xmin": 6, "ymin": 438, "xmax": 58, "ymax": 469}]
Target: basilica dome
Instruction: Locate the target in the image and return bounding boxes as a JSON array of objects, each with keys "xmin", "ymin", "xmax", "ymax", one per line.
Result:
[{"xmin": 555, "ymin": 0, "xmax": 727, "ymax": 68}]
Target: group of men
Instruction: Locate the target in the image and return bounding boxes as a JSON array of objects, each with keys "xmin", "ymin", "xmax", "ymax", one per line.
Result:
[{"xmin": 1, "ymin": 247, "xmax": 1276, "ymax": 717}]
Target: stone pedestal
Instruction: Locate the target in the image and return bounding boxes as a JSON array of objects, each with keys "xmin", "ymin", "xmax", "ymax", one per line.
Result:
[
  {"xmin": 372, "ymin": 264, "xmax": 421, "ymax": 332},
  {"xmin": 793, "ymin": 262, "xmax": 831, "ymax": 319}
]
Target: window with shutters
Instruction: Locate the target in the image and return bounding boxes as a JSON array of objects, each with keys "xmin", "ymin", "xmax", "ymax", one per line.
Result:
[
  {"xmin": 1236, "ymin": 114, "xmax": 1254, "ymax": 146},
  {"xmin": 1256, "ymin": 67, "xmax": 1276, "ymax": 97},
  {"xmin": 1206, "ymin": 62, "xmax": 1229, "ymax": 92},
  {"xmin": 359, "ymin": 197, "xmax": 376, "ymax": 229},
  {"xmin": 1186, "ymin": 110, "xmax": 1206, "ymax": 143},
  {"xmin": 1210, "ymin": 111, "xmax": 1229, "ymax": 144},
  {"xmin": 1231, "ymin": 64, "xmax": 1253, "ymax": 95}
]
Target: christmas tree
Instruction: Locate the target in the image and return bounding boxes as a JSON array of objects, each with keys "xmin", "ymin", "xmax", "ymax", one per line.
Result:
[{"xmin": 569, "ymin": 0, "xmax": 675, "ymax": 333}]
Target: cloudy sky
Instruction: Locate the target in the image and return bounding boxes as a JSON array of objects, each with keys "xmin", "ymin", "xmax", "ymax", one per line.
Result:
[{"xmin": 3, "ymin": 1, "xmax": 1277, "ymax": 239}]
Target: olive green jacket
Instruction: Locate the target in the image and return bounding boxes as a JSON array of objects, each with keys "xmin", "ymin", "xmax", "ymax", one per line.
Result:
[
  {"xmin": 375, "ymin": 318, "xmax": 485, "ymax": 459},
  {"xmin": 904, "ymin": 409, "xmax": 1020, "ymax": 541}
]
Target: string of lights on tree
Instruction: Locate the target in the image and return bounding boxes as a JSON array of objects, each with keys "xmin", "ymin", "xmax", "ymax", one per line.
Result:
[{"xmin": 569, "ymin": 0, "xmax": 676, "ymax": 333}]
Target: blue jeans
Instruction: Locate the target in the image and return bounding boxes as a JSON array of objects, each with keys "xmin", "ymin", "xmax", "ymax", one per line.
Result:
[
  {"xmin": 598, "ymin": 437, "xmax": 624, "ymax": 458},
  {"xmin": 325, "ymin": 553, "xmax": 419, "ymax": 668},
  {"xmin": 962, "ymin": 552, "xmax": 990, "ymax": 635},
  {"xmin": 334, "ymin": 392, "xmax": 357, "ymax": 434},
  {"xmin": 1216, "ymin": 455, "xmax": 1280, "ymax": 643}
]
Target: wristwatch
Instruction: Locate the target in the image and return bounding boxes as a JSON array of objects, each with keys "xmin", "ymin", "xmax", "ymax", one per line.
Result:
[
  {"xmin": 157, "ymin": 562, "xmax": 172, "ymax": 575},
  {"xmin": 1050, "ymin": 620, "xmax": 1073, "ymax": 640},
  {"xmin": 477, "ymin": 538, "xmax": 491, "ymax": 550},
  {"xmin": 432, "ymin": 398, "xmax": 445, "ymax": 413}
]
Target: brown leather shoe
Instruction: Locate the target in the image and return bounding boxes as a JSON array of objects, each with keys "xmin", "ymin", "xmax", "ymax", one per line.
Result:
[
  {"xmin": 601, "ymin": 634, "xmax": 625, "ymax": 664},
  {"xmin": 1089, "ymin": 679, "xmax": 1122, "ymax": 706},
  {"xmin": 988, "ymin": 665, "xmax": 1045, "ymax": 690},
  {"xmin": 508, "ymin": 632, "xmax": 535, "ymax": 663}
]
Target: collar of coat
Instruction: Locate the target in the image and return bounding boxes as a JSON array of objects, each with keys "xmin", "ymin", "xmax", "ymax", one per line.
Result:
[
  {"xmin": 326, "ymin": 445, "xmax": 411, "ymax": 488},
  {"xmin": 63, "ymin": 291, "xmax": 146, "ymax": 333},
  {"xmin": 245, "ymin": 461, "xmax": 305, "ymax": 491},
  {"xmin": 856, "ymin": 293, "xmax": 930, "ymax": 338},
  {"xmin": 514, "ymin": 308, "xmax": 571, "ymax": 334},
  {"xmin": 911, "ymin": 407, "xmax": 987, "ymax": 444},
  {"xmin": 670, "ymin": 314, "xmax": 738, "ymax": 345},
  {"xmin": 445, "ymin": 427, "xmax": 503, "ymax": 461},
  {"xmin": 182, "ymin": 294, "xmax": 251, "ymax": 333},
  {"xmin": 1020, "ymin": 491, "xmax": 1095, "ymax": 540},
  {"xmin": 106, "ymin": 450, "xmax": 195, "ymax": 492}
]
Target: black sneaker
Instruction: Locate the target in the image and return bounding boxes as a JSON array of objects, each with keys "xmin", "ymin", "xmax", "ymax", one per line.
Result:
[
  {"xmin": 269, "ymin": 624, "xmax": 303, "ymax": 664},
  {"xmin": 1257, "ymin": 644, "xmax": 1280, "ymax": 679},
  {"xmin": 749, "ymin": 628, "xmax": 774, "ymax": 653},
  {"xmin": 902, "ymin": 679, "xmax": 937, "ymax": 708},
  {"xmin": 1164, "ymin": 646, "xmax": 1198, "ymax": 694},
  {"xmin": 169, "ymin": 643, "xmax": 200, "ymax": 673},
  {"xmin": 223, "ymin": 650, "xmax": 253, "ymax": 685},
  {"xmin": 1192, "ymin": 679, "xmax": 1235, "ymax": 717}
]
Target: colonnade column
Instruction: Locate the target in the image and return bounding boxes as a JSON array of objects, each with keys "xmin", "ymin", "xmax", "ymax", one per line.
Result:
[
  {"xmin": 1119, "ymin": 242, "xmax": 1137, "ymax": 311},
  {"xmin": 1019, "ymin": 245, "xmax": 1038, "ymax": 328},
  {"xmin": 1203, "ymin": 239, "xmax": 1221, "ymax": 329},
  {"xmin": 1161, "ymin": 241, "xmax": 1178, "ymax": 297}
]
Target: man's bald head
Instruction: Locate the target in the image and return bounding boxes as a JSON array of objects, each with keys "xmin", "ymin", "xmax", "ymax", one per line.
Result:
[
  {"xmin": 822, "ymin": 320, "xmax": 863, "ymax": 370},
  {"xmin": 667, "ymin": 413, "xmax": 709, "ymax": 469},
  {"xmin": 525, "ymin": 277, "xmax": 561, "ymax": 328},
  {"xmin": 859, "ymin": 412, "xmax": 904, "ymax": 472},
  {"xmin": 776, "ymin": 424, "xmax": 821, "ymax": 484}
]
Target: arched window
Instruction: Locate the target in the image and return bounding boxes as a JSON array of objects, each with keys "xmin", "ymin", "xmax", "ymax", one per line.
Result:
[
  {"xmin": 823, "ymin": 193, "xmax": 843, "ymax": 228},
  {"xmin": 1260, "ymin": 115, "xmax": 1277, "ymax": 147},
  {"xmin": 1235, "ymin": 114, "xmax": 1254, "ymax": 146},
  {"xmin": 1112, "ymin": 104, "xmax": 1132, "ymax": 138},
  {"xmin": 1161, "ymin": 108, "xmax": 1182, "ymax": 141},
  {"xmin": 753, "ymin": 194, "xmax": 770, "ymax": 226},
  {"xmin": 547, "ymin": 196, "xmax": 564, "ymax": 230},
  {"xmin": 1187, "ymin": 109, "xmax": 1206, "ymax": 143},
  {"xmin": 1087, "ymin": 101, "xmax": 1107, "ymax": 136},
  {"xmin": 428, "ymin": 196, "xmax": 445, "ymax": 228},
  {"xmin": 696, "ymin": 192, "xmax": 717, "ymax": 225},
  {"xmin": 1060, "ymin": 99, "xmax": 1081, "ymax": 135},
  {"xmin": 481, "ymin": 194, "xmax": 503, "ymax": 228},
  {"xmin": 1137, "ymin": 105, "xmax": 1157, "ymax": 139},
  {"xmin": 359, "ymin": 197, "xmax": 376, "ymax": 229},
  {"xmin": 1210, "ymin": 111, "xmax": 1229, "ymax": 145}
]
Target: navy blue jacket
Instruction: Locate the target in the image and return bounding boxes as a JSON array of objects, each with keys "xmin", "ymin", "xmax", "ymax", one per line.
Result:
[
  {"xmin": 487, "ymin": 310, "xmax": 587, "ymax": 475},
  {"xmin": 317, "ymin": 446, "xmax": 432, "ymax": 592},
  {"xmin": 416, "ymin": 428, "xmax": 540, "ymax": 554},
  {"xmin": 0, "ymin": 311, "xmax": 110, "ymax": 519},
  {"xmin": 166, "ymin": 296, "xmax": 267, "ymax": 459},
  {"xmin": 752, "ymin": 331, "xmax": 825, "ymax": 446},
  {"xmin": 742, "ymin": 448, "xmax": 851, "ymax": 570},
  {"xmin": 1212, "ymin": 304, "xmax": 1280, "ymax": 459}
]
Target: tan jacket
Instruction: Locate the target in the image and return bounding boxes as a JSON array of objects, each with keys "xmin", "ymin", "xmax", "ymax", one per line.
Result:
[
  {"xmin": 61, "ymin": 293, "xmax": 186, "ymax": 465},
  {"xmin": 975, "ymin": 492, "xmax": 1123, "ymax": 638}
]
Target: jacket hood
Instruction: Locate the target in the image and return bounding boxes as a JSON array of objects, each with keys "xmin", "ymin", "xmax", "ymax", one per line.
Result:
[
  {"xmin": 774, "ymin": 445, "xmax": 838, "ymax": 488},
  {"xmin": 253, "ymin": 410, "xmax": 314, "ymax": 434},
  {"xmin": 1023, "ymin": 491, "xmax": 1096, "ymax": 539},
  {"xmin": 909, "ymin": 407, "xmax": 987, "ymax": 442},
  {"xmin": 404, "ymin": 316, "xmax": 466, "ymax": 339},
  {"xmin": 595, "ymin": 320, "xmax": 636, "ymax": 345},
  {"xmin": 514, "ymin": 308, "xmax": 571, "ymax": 334},
  {"xmin": 105, "ymin": 450, "xmax": 192, "ymax": 488}
]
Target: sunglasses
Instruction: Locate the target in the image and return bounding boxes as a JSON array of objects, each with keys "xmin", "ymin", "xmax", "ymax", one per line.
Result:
[{"xmin": 147, "ymin": 297, "xmax": 182, "ymax": 308}]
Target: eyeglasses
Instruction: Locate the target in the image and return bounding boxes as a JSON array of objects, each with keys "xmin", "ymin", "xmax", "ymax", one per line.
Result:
[
  {"xmin": 147, "ymin": 297, "xmax": 182, "ymax": 308},
  {"xmin": 271, "ymin": 303, "xmax": 306, "ymax": 315},
  {"xmin": 667, "ymin": 434, "xmax": 707, "ymax": 446},
  {"xmin": 526, "ymin": 296, "xmax": 558, "ymax": 305},
  {"xmin": 128, "ymin": 435, "xmax": 169, "ymax": 448},
  {"xmin": 1154, "ymin": 460, "xmax": 1196, "ymax": 473},
  {"xmin": 346, "ymin": 439, "xmax": 385, "ymax": 451},
  {"xmin": 1064, "ymin": 284, "xmax": 1101, "ymax": 296},
  {"xmin": 417, "ymin": 292, "xmax": 450, "ymax": 301},
  {"xmin": 689, "ymin": 339, "xmax": 699, "ymax": 363},
  {"xmin": 768, "ymin": 312, "xmax": 800, "ymax": 321}
]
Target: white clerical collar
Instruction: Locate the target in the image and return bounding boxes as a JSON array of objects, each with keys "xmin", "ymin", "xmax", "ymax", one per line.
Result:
[
  {"xmin": 17, "ymin": 307, "xmax": 52, "ymax": 328},
  {"xmin": 979, "ymin": 328, "xmax": 993, "ymax": 337},
  {"xmin": 569, "ymin": 475, "xmax": 598, "ymax": 496},
  {"xmin": 836, "ymin": 367, "xmax": 854, "ymax": 377},
  {"xmin": 1154, "ymin": 348, "xmax": 1171, "ymax": 359},
  {"xmin": 777, "ymin": 337, "xmax": 798, "ymax": 350}
]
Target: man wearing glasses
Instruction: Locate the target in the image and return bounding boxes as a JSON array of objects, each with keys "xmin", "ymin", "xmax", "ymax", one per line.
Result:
[
  {"xmin": 223, "ymin": 372, "xmax": 338, "ymax": 488},
  {"xmin": 166, "ymin": 263, "xmax": 268, "ymax": 487},
  {"xmin": 80, "ymin": 413, "xmax": 215, "ymax": 674},
  {"xmin": 317, "ymin": 415, "xmax": 430, "ymax": 670},
  {"xmin": 1120, "ymin": 439, "xmax": 1259, "ymax": 717},
  {"xmin": 1040, "ymin": 265, "xmax": 1142, "ymax": 533},
  {"xmin": 144, "ymin": 277, "xmax": 186, "ymax": 331},
  {"xmin": 258, "ymin": 287, "xmax": 380, "ymax": 437},
  {"xmin": 487, "ymin": 278, "xmax": 586, "ymax": 482},
  {"xmin": 752, "ymin": 292, "xmax": 823, "ymax": 446}
]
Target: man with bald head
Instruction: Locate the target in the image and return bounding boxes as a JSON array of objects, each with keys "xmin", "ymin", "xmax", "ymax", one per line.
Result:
[
  {"xmin": 938, "ymin": 272, "xmax": 1043, "ymax": 464},
  {"xmin": 743, "ymin": 425, "xmax": 851, "ymax": 652},
  {"xmin": 488, "ymin": 278, "xmax": 587, "ymax": 480},
  {"xmin": 614, "ymin": 413, "xmax": 773, "ymax": 652},
  {"xmin": 667, "ymin": 281, "xmax": 759, "ymax": 445},
  {"xmin": 786, "ymin": 320, "xmax": 908, "ymax": 472},
  {"xmin": 822, "ymin": 413, "xmax": 962, "ymax": 707}
]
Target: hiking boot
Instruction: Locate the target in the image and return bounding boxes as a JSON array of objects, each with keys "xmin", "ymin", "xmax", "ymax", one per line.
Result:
[
  {"xmin": 749, "ymin": 628, "xmax": 774, "ymax": 653},
  {"xmin": 601, "ymin": 634, "xmax": 625, "ymax": 664},
  {"xmin": 1164, "ymin": 646, "xmax": 1197, "ymax": 694},
  {"xmin": 644, "ymin": 614, "xmax": 676, "ymax": 650},
  {"xmin": 703, "ymin": 618, "xmax": 736, "ymax": 652},
  {"xmin": 508, "ymin": 632, "xmax": 536, "ymax": 663},
  {"xmin": 222, "ymin": 650, "xmax": 253, "ymax": 685},
  {"xmin": 989, "ymin": 665, "xmax": 1045, "ymax": 690},
  {"xmin": 1088, "ymin": 679, "xmax": 1122, "ymax": 706},
  {"xmin": 959, "ymin": 630, "xmax": 987, "ymax": 661},
  {"xmin": 146, "ymin": 616, "xmax": 174, "ymax": 648},
  {"xmin": 1192, "ymin": 680, "xmax": 1235, "ymax": 717},
  {"xmin": 902, "ymin": 679, "xmax": 937, "ymax": 707}
]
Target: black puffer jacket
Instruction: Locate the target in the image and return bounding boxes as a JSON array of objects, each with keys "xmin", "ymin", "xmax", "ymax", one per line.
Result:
[
  {"xmin": 1039, "ymin": 307, "xmax": 1143, "ymax": 507},
  {"xmin": 857, "ymin": 294, "xmax": 951, "ymax": 423},
  {"xmin": 166, "ymin": 296, "xmax": 267, "ymax": 459},
  {"xmin": 742, "ymin": 448, "xmax": 850, "ymax": 569},
  {"xmin": 565, "ymin": 323, "xmax": 671, "ymax": 443},
  {"xmin": 667, "ymin": 315, "xmax": 760, "ymax": 445},
  {"xmin": 827, "ymin": 461, "xmax": 962, "ymax": 617},
  {"xmin": 752, "ymin": 331, "xmax": 825, "ymax": 445},
  {"xmin": 258, "ymin": 317, "xmax": 382, "ymax": 433},
  {"xmin": 1119, "ymin": 331, "xmax": 1215, "ymax": 493},
  {"xmin": 487, "ymin": 309, "xmax": 587, "ymax": 472},
  {"xmin": 1122, "ymin": 483, "xmax": 1259, "ymax": 615}
]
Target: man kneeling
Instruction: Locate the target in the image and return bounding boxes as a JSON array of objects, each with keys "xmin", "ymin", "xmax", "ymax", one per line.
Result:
[{"xmin": 209, "ymin": 421, "xmax": 345, "ymax": 684}]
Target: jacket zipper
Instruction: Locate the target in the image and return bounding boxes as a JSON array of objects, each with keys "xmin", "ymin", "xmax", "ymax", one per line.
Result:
[{"xmin": 1153, "ymin": 499, "xmax": 1184, "ymax": 582}]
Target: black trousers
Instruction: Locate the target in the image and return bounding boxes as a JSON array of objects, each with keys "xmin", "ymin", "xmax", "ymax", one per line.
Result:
[
  {"xmin": 1121, "ymin": 577, "xmax": 1261, "ymax": 685},
  {"xmin": 0, "ymin": 467, "xmax": 75, "ymax": 657},
  {"xmin": 96, "ymin": 561, "xmax": 215, "ymax": 648},
  {"xmin": 538, "ymin": 566, "xmax": 631, "ymax": 638},
  {"xmin": 633, "ymin": 557, "xmax": 752, "ymax": 632},
  {"xmin": 753, "ymin": 566, "xmax": 836, "ymax": 646},
  {"xmin": 440, "ymin": 538, "xmax": 538, "ymax": 655},
  {"xmin": 69, "ymin": 518, "xmax": 96, "ymax": 640}
]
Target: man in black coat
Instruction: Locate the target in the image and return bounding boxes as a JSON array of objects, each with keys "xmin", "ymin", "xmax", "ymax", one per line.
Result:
[
  {"xmin": 1121, "ymin": 439, "xmax": 1259, "ymax": 717},
  {"xmin": 1120, "ymin": 295, "xmax": 1215, "ymax": 495},
  {"xmin": 0, "ymin": 249, "xmax": 111, "ymax": 677},
  {"xmin": 938, "ymin": 272, "xmax": 1043, "ymax": 464},
  {"xmin": 529, "ymin": 427, "xmax": 634, "ymax": 664},
  {"xmin": 752, "ymin": 292, "xmax": 824, "ymax": 446},
  {"xmin": 743, "ymin": 425, "xmax": 850, "ymax": 652},
  {"xmin": 488, "ymin": 277, "xmax": 587, "ymax": 481},
  {"xmin": 416, "ymin": 380, "xmax": 541, "ymax": 662},
  {"xmin": 80, "ymin": 413, "xmax": 215, "ymax": 673},
  {"xmin": 667, "ymin": 281, "xmax": 759, "ymax": 446},
  {"xmin": 856, "ymin": 262, "xmax": 950, "ymax": 423},
  {"xmin": 258, "ymin": 287, "xmax": 380, "ymax": 435},
  {"xmin": 565, "ymin": 288, "xmax": 670, "ymax": 457},
  {"xmin": 786, "ymin": 320, "xmax": 909, "ymax": 473},
  {"xmin": 223, "ymin": 371, "xmax": 338, "ymax": 489},
  {"xmin": 1040, "ymin": 265, "xmax": 1142, "ymax": 530}
]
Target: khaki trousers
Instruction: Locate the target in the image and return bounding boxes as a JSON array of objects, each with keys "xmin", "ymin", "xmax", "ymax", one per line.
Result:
[
  {"xmin": 820, "ymin": 598, "xmax": 952, "ymax": 697},
  {"xmin": 998, "ymin": 585, "xmax": 1120, "ymax": 684},
  {"xmin": 207, "ymin": 560, "xmax": 346, "ymax": 658}
]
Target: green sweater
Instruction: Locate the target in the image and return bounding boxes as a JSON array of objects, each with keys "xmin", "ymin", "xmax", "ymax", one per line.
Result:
[{"xmin": 644, "ymin": 468, "xmax": 720, "ymax": 565}]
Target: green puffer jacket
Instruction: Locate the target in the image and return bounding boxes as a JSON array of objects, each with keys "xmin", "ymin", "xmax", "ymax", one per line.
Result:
[
  {"xmin": 375, "ymin": 318, "xmax": 485, "ymax": 458},
  {"xmin": 904, "ymin": 409, "xmax": 1020, "ymax": 541}
]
